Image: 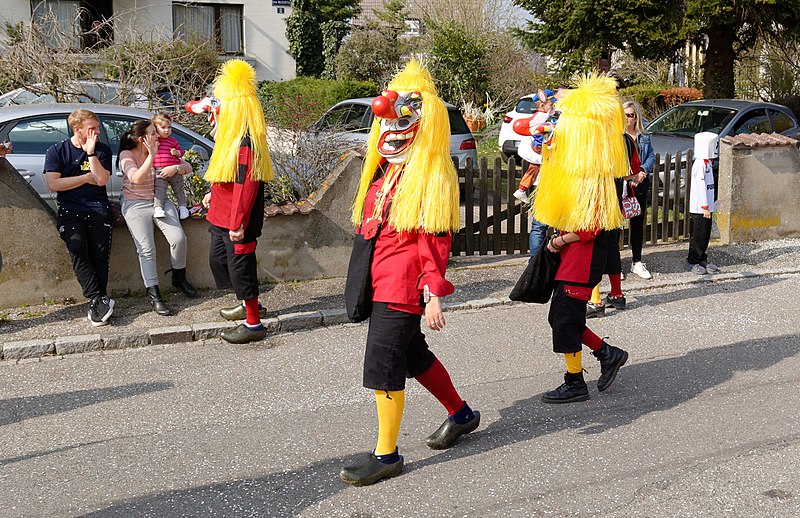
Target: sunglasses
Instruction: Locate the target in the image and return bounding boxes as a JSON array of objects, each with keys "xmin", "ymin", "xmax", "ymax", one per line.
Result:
[{"xmin": 625, "ymin": 113, "xmax": 636, "ymax": 118}]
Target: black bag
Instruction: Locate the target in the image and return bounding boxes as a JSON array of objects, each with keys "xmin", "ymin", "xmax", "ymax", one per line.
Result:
[
  {"xmin": 109, "ymin": 200, "xmax": 126, "ymax": 228},
  {"xmin": 344, "ymin": 232, "xmax": 377, "ymax": 322},
  {"xmin": 344, "ymin": 202, "xmax": 391, "ymax": 322},
  {"xmin": 509, "ymin": 243, "xmax": 561, "ymax": 303}
]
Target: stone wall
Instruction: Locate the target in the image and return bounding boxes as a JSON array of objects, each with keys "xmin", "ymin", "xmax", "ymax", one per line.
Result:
[
  {"xmin": 0, "ymin": 153, "xmax": 362, "ymax": 307},
  {"xmin": 716, "ymin": 134, "xmax": 800, "ymax": 244}
]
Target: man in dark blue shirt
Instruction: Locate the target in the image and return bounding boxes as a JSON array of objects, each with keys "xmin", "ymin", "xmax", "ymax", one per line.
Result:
[{"xmin": 44, "ymin": 109, "xmax": 115, "ymax": 326}]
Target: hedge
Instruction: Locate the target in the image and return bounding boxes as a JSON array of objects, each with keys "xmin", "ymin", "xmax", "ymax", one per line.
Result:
[{"xmin": 258, "ymin": 76, "xmax": 378, "ymax": 129}]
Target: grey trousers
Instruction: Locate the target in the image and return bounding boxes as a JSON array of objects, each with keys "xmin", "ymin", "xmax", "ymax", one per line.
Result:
[
  {"xmin": 121, "ymin": 199, "xmax": 187, "ymax": 288},
  {"xmin": 153, "ymin": 170, "xmax": 187, "ymax": 209}
]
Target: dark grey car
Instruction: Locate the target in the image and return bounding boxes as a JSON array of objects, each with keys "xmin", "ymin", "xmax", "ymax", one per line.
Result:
[{"xmin": 647, "ymin": 99, "xmax": 799, "ymax": 198}]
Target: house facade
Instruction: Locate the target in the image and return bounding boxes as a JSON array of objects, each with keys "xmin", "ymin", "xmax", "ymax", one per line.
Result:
[{"xmin": 1, "ymin": 1, "xmax": 296, "ymax": 82}]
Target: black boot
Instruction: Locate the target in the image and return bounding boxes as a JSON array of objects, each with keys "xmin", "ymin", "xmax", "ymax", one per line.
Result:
[
  {"xmin": 340, "ymin": 452, "xmax": 404, "ymax": 487},
  {"xmin": 541, "ymin": 371, "xmax": 590, "ymax": 404},
  {"xmin": 146, "ymin": 286, "xmax": 172, "ymax": 316},
  {"xmin": 168, "ymin": 268, "xmax": 198, "ymax": 298},
  {"xmin": 592, "ymin": 341, "xmax": 628, "ymax": 392}
]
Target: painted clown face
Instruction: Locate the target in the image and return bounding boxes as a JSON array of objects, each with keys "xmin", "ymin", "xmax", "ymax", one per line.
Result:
[{"xmin": 370, "ymin": 89, "xmax": 422, "ymax": 164}]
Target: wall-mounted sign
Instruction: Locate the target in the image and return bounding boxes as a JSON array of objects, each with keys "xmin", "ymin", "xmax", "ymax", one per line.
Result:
[
  {"xmin": 277, "ymin": 7, "xmax": 285, "ymax": 13},
  {"xmin": 272, "ymin": 0, "xmax": 290, "ymax": 5}
]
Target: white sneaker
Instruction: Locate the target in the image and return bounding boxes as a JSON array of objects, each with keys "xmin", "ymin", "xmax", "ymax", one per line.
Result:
[
  {"xmin": 631, "ymin": 261, "xmax": 652, "ymax": 279},
  {"xmin": 702, "ymin": 261, "xmax": 720, "ymax": 273},
  {"xmin": 178, "ymin": 206, "xmax": 190, "ymax": 220},
  {"xmin": 153, "ymin": 207, "xmax": 166, "ymax": 218},
  {"xmin": 513, "ymin": 188, "xmax": 530, "ymax": 203}
]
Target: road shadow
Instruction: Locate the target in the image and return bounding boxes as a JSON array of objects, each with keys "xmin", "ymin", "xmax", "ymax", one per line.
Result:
[
  {"xmin": 597, "ymin": 275, "xmax": 785, "ymax": 318},
  {"xmin": 0, "ymin": 381, "xmax": 173, "ymax": 427},
  {"xmin": 79, "ymin": 335, "xmax": 799, "ymax": 517}
]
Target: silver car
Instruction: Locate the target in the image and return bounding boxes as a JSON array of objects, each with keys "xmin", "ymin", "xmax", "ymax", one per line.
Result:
[
  {"xmin": 648, "ymin": 99, "xmax": 800, "ymax": 198},
  {"xmin": 0, "ymin": 104, "xmax": 213, "ymax": 212},
  {"xmin": 311, "ymin": 97, "xmax": 479, "ymax": 168}
]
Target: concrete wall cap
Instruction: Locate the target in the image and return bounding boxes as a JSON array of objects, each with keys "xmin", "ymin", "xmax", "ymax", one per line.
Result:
[{"xmin": 720, "ymin": 133, "xmax": 798, "ymax": 148}]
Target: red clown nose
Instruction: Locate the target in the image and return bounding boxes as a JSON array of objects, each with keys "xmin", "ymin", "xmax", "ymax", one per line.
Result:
[
  {"xmin": 512, "ymin": 116, "xmax": 535, "ymax": 136},
  {"xmin": 372, "ymin": 90, "xmax": 399, "ymax": 118}
]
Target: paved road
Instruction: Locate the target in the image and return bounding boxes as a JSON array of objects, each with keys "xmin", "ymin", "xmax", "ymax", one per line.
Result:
[{"xmin": 2, "ymin": 274, "xmax": 800, "ymax": 517}]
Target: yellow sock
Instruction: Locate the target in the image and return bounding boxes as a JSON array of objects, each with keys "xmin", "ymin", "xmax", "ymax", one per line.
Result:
[
  {"xmin": 374, "ymin": 390, "xmax": 405, "ymax": 455},
  {"xmin": 589, "ymin": 285, "xmax": 602, "ymax": 305},
  {"xmin": 564, "ymin": 352, "xmax": 582, "ymax": 373}
]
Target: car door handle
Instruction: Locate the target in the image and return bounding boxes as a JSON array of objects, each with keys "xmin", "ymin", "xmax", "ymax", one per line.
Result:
[{"xmin": 17, "ymin": 169, "xmax": 33, "ymax": 179}]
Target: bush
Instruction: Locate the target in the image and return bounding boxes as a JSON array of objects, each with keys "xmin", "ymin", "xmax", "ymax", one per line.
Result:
[
  {"xmin": 618, "ymin": 84, "xmax": 667, "ymax": 119},
  {"xmin": 660, "ymin": 87, "xmax": 703, "ymax": 108},
  {"xmin": 258, "ymin": 76, "xmax": 378, "ymax": 129}
]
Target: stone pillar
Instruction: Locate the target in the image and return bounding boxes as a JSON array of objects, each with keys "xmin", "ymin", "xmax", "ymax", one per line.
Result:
[{"xmin": 716, "ymin": 134, "xmax": 800, "ymax": 244}]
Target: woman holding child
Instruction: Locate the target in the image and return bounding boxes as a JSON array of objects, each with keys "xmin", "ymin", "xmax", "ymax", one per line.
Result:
[{"xmin": 119, "ymin": 119, "xmax": 198, "ymax": 316}]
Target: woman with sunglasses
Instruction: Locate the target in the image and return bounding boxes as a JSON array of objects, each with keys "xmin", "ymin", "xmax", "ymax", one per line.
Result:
[{"xmin": 623, "ymin": 101, "xmax": 655, "ymax": 279}]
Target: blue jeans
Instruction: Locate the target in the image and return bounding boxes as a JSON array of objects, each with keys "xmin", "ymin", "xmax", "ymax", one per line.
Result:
[{"xmin": 529, "ymin": 217, "xmax": 548, "ymax": 258}]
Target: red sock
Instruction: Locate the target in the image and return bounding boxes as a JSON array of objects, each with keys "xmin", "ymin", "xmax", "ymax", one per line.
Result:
[
  {"xmin": 415, "ymin": 359, "xmax": 463, "ymax": 415},
  {"xmin": 244, "ymin": 298, "xmax": 261, "ymax": 326},
  {"xmin": 582, "ymin": 327, "xmax": 604, "ymax": 351},
  {"xmin": 609, "ymin": 274, "xmax": 624, "ymax": 298}
]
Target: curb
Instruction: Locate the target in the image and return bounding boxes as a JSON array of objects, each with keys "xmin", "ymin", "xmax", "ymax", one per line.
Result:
[{"xmin": 3, "ymin": 267, "xmax": 800, "ymax": 363}]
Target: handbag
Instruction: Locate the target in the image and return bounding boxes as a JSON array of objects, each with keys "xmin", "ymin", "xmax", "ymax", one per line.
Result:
[
  {"xmin": 509, "ymin": 240, "xmax": 561, "ymax": 303},
  {"xmin": 344, "ymin": 200, "xmax": 392, "ymax": 322},
  {"xmin": 621, "ymin": 181, "xmax": 642, "ymax": 219}
]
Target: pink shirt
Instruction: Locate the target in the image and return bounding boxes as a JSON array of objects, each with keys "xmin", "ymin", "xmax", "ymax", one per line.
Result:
[
  {"xmin": 153, "ymin": 136, "xmax": 183, "ymax": 169},
  {"xmin": 120, "ymin": 150, "xmax": 155, "ymax": 201}
]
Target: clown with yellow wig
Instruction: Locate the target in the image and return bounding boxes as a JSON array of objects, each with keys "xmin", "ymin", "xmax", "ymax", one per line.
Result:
[
  {"xmin": 189, "ymin": 59, "xmax": 274, "ymax": 344},
  {"xmin": 533, "ymin": 73, "xmax": 630, "ymax": 403},
  {"xmin": 340, "ymin": 60, "xmax": 480, "ymax": 487}
]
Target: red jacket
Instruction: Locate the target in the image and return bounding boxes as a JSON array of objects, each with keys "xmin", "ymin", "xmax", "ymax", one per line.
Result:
[
  {"xmin": 206, "ymin": 137, "xmax": 265, "ymax": 250},
  {"xmin": 359, "ymin": 174, "xmax": 454, "ymax": 314}
]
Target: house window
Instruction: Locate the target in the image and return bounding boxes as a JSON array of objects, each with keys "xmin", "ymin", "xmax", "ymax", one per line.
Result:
[
  {"xmin": 173, "ymin": 3, "xmax": 243, "ymax": 55},
  {"xmin": 31, "ymin": 0, "xmax": 113, "ymax": 50}
]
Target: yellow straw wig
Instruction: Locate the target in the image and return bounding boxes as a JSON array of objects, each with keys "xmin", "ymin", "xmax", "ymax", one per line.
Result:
[
  {"xmin": 532, "ymin": 73, "xmax": 628, "ymax": 231},
  {"xmin": 351, "ymin": 59, "xmax": 459, "ymax": 233},
  {"xmin": 204, "ymin": 59, "xmax": 274, "ymax": 184}
]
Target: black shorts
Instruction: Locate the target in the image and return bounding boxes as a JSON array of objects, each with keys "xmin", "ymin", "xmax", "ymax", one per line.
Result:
[
  {"xmin": 548, "ymin": 283, "xmax": 588, "ymax": 354},
  {"xmin": 604, "ymin": 228, "xmax": 622, "ymax": 275},
  {"xmin": 363, "ymin": 302, "xmax": 437, "ymax": 391}
]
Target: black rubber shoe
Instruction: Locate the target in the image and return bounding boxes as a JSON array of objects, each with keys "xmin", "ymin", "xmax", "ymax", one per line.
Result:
[
  {"xmin": 586, "ymin": 302, "xmax": 605, "ymax": 319},
  {"xmin": 542, "ymin": 371, "xmax": 590, "ymax": 404},
  {"xmin": 425, "ymin": 411, "xmax": 481, "ymax": 450},
  {"xmin": 220, "ymin": 324, "xmax": 268, "ymax": 344},
  {"xmin": 340, "ymin": 453, "xmax": 404, "ymax": 487},
  {"xmin": 605, "ymin": 294, "xmax": 626, "ymax": 310},
  {"xmin": 219, "ymin": 304, "xmax": 268, "ymax": 321},
  {"xmin": 592, "ymin": 341, "xmax": 629, "ymax": 392}
]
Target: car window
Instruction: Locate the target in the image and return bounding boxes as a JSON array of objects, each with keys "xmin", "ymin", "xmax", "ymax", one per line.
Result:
[
  {"xmin": 7, "ymin": 116, "xmax": 70, "ymax": 154},
  {"xmin": 448, "ymin": 108, "xmax": 471, "ymax": 135},
  {"xmin": 341, "ymin": 104, "xmax": 370, "ymax": 131},
  {"xmin": 318, "ymin": 105, "xmax": 353, "ymax": 129},
  {"xmin": 648, "ymin": 106, "xmax": 736, "ymax": 135},
  {"xmin": 172, "ymin": 128, "xmax": 211, "ymax": 156},
  {"xmin": 100, "ymin": 116, "xmax": 138, "ymax": 153},
  {"xmin": 732, "ymin": 109, "xmax": 771, "ymax": 135},
  {"xmin": 769, "ymin": 109, "xmax": 795, "ymax": 133},
  {"xmin": 514, "ymin": 97, "xmax": 536, "ymax": 115}
]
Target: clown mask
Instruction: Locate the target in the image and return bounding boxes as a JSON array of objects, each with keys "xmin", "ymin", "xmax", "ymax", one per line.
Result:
[
  {"xmin": 370, "ymin": 90, "xmax": 422, "ymax": 164},
  {"xmin": 186, "ymin": 97, "xmax": 221, "ymax": 139}
]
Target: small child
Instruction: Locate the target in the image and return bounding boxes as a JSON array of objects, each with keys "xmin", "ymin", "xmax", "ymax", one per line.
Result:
[
  {"xmin": 686, "ymin": 132, "xmax": 720, "ymax": 275},
  {"xmin": 513, "ymin": 89, "xmax": 556, "ymax": 203},
  {"xmin": 152, "ymin": 113, "xmax": 191, "ymax": 220}
]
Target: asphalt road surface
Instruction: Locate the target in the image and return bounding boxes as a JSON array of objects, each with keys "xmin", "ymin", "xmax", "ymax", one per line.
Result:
[{"xmin": 2, "ymin": 274, "xmax": 799, "ymax": 517}]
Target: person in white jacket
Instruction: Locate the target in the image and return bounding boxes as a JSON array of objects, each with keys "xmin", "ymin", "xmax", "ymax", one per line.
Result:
[{"xmin": 686, "ymin": 132, "xmax": 720, "ymax": 275}]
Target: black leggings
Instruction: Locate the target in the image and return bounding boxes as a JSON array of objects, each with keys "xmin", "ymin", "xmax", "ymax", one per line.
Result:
[
  {"xmin": 57, "ymin": 207, "xmax": 112, "ymax": 300},
  {"xmin": 628, "ymin": 190, "xmax": 649, "ymax": 263}
]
